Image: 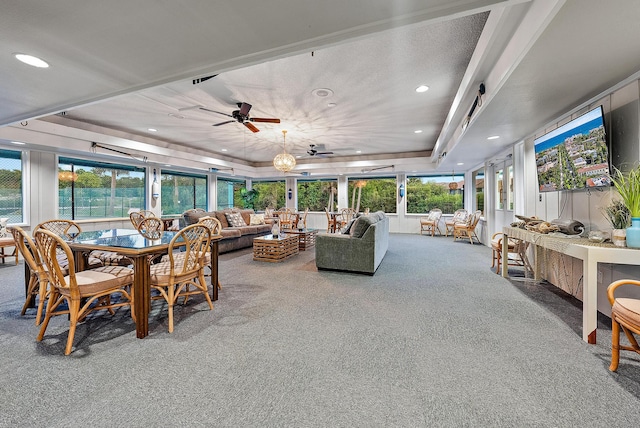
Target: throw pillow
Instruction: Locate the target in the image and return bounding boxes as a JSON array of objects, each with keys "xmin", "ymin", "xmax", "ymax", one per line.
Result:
[
  {"xmin": 249, "ymin": 214, "xmax": 265, "ymax": 225},
  {"xmin": 343, "ymin": 218, "xmax": 357, "ymax": 235},
  {"xmin": 0, "ymin": 218, "xmax": 8, "ymax": 238},
  {"xmin": 351, "ymin": 216, "xmax": 373, "ymax": 238},
  {"xmin": 225, "ymin": 212, "xmax": 246, "ymax": 227}
]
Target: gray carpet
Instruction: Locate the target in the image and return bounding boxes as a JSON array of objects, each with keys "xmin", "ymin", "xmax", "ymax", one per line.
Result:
[{"xmin": 0, "ymin": 233, "xmax": 638, "ymax": 427}]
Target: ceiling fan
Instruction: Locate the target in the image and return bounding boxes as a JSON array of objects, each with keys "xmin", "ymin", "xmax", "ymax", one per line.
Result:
[
  {"xmin": 307, "ymin": 144, "xmax": 334, "ymax": 156},
  {"xmin": 204, "ymin": 102, "xmax": 280, "ymax": 133}
]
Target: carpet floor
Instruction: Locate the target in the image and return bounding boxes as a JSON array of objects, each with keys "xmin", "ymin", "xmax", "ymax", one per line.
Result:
[{"xmin": 0, "ymin": 233, "xmax": 638, "ymax": 427}]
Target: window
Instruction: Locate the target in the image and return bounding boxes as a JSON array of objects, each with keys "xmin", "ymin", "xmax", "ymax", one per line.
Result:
[
  {"xmin": 472, "ymin": 168, "xmax": 485, "ymax": 215},
  {"xmin": 496, "ymin": 169, "xmax": 504, "ymax": 210},
  {"xmin": 0, "ymin": 149, "xmax": 23, "ymax": 224},
  {"xmin": 507, "ymin": 165, "xmax": 514, "ymax": 210},
  {"xmin": 406, "ymin": 174, "xmax": 464, "ymax": 214},
  {"xmin": 252, "ymin": 180, "xmax": 286, "ymax": 211},
  {"xmin": 217, "ymin": 178, "xmax": 245, "ymax": 210},
  {"xmin": 58, "ymin": 157, "xmax": 145, "ymax": 219},
  {"xmin": 348, "ymin": 177, "xmax": 397, "ymax": 213},
  {"xmin": 161, "ymin": 171, "xmax": 207, "ymax": 215},
  {"xmin": 297, "ymin": 179, "xmax": 337, "ymax": 211}
]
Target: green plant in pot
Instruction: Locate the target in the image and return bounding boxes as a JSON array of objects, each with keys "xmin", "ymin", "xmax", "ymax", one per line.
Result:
[
  {"xmin": 602, "ymin": 199, "xmax": 630, "ymax": 247},
  {"xmin": 610, "ymin": 165, "xmax": 640, "ymax": 248}
]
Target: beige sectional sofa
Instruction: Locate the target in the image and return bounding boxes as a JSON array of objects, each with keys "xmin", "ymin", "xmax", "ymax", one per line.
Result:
[{"xmin": 183, "ymin": 208, "xmax": 273, "ymax": 253}]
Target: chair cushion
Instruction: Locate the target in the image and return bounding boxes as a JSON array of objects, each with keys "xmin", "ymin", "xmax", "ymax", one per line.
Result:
[
  {"xmin": 68, "ymin": 265, "xmax": 133, "ymax": 295},
  {"xmin": 90, "ymin": 250, "xmax": 133, "ymax": 266},
  {"xmin": 613, "ymin": 298, "xmax": 640, "ymax": 325}
]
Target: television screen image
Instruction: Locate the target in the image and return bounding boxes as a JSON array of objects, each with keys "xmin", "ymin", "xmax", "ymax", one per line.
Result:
[{"xmin": 534, "ymin": 106, "xmax": 611, "ymax": 192}]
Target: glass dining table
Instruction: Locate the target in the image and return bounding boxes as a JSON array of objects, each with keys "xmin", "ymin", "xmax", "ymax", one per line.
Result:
[{"xmin": 66, "ymin": 228, "xmax": 221, "ymax": 339}]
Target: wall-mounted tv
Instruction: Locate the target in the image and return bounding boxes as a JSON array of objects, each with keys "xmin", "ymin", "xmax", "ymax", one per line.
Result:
[{"xmin": 535, "ymin": 106, "xmax": 611, "ymax": 192}]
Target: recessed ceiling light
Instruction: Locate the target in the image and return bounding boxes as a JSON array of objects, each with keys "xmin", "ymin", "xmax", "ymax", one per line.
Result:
[
  {"xmin": 457, "ymin": 162, "xmax": 464, "ymax": 166},
  {"xmin": 356, "ymin": 150, "xmax": 362, "ymax": 154},
  {"xmin": 327, "ymin": 102, "xmax": 337, "ymax": 108},
  {"xmin": 312, "ymin": 88, "xmax": 334, "ymax": 98},
  {"xmin": 414, "ymin": 130, "xmax": 423, "ymax": 134},
  {"xmin": 295, "ymin": 155, "xmax": 301, "ymax": 158},
  {"xmin": 14, "ymin": 53, "xmax": 49, "ymax": 68},
  {"xmin": 415, "ymin": 85, "xmax": 429, "ymax": 93},
  {"xmin": 168, "ymin": 113, "xmax": 185, "ymax": 119},
  {"xmin": 487, "ymin": 135, "xmax": 500, "ymax": 140},
  {"xmin": 221, "ymin": 148, "xmax": 228, "ymax": 152},
  {"xmin": 10, "ymin": 141, "xmax": 25, "ymax": 145},
  {"xmin": 148, "ymin": 128, "xmax": 157, "ymax": 132}
]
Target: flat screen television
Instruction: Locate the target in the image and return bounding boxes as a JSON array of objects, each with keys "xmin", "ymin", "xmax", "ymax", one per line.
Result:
[{"xmin": 534, "ymin": 106, "xmax": 611, "ymax": 192}]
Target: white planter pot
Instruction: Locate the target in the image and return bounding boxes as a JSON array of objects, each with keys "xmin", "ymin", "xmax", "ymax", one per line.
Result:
[{"xmin": 612, "ymin": 228, "xmax": 627, "ymax": 248}]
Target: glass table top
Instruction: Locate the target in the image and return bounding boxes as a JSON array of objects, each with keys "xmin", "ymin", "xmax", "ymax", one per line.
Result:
[{"xmin": 68, "ymin": 228, "xmax": 182, "ymax": 249}]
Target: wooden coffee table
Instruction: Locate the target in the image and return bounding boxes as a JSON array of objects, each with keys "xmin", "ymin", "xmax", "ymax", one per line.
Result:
[
  {"xmin": 253, "ymin": 234, "xmax": 299, "ymax": 262},
  {"xmin": 286, "ymin": 228, "xmax": 318, "ymax": 250}
]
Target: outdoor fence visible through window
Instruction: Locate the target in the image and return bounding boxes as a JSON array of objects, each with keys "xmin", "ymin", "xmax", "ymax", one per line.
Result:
[
  {"xmin": 161, "ymin": 171, "xmax": 207, "ymax": 215},
  {"xmin": 58, "ymin": 157, "xmax": 145, "ymax": 220},
  {"xmin": 0, "ymin": 149, "xmax": 23, "ymax": 224}
]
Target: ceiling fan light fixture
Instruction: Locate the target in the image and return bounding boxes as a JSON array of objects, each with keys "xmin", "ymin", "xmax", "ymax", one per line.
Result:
[{"xmin": 273, "ymin": 130, "xmax": 296, "ymax": 172}]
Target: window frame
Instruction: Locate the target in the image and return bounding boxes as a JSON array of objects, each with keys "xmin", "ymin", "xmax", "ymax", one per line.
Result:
[
  {"xmin": 160, "ymin": 170, "xmax": 208, "ymax": 215},
  {"xmin": 405, "ymin": 174, "xmax": 465, "ymax": 215}
]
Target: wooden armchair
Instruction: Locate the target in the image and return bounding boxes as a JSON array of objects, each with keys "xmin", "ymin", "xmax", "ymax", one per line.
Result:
[
  {"xmin": 445, "ymin": 209, "xmax": 468, "ymax": 236},
  {"xmin": 137, "ymin": 217, "xmax": 164, "ymax": 239},
  {"xmin": 278, "ymin": 208, "xmax": 295, "ymax": 230},
  {"xmin": 453, "ymin": 210, "xmax": 482, "ymax": 244},
  {"xmin": 420, "ymin": 209, "xmax": 442, "ymax": 236},
  {"xmin": 491, "ymin": 232, "xmax": 530, "ymax": 274},
  {"xmin": 607, "ymin": 279, "xmax": 640, "ymax": 372},
  {"xmin": 34, "ymin": 219, "xmax": 108, "ymax": 268},
  {"xmin": 149, "ymin": 224, "xmax": 213, "ymax": 333},
  {"xmin": 33, "ymin": 229, "xmax": 135, "ymax": 355}
]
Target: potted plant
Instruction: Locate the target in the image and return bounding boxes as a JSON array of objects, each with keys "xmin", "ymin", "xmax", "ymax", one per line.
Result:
[
  {"xmin": 610, "ymin": 165, "xmax": 640, "ymax": 248},
  {"xmin": 602, "ymin": 199, "xmax": 630, "ymax": 247}
]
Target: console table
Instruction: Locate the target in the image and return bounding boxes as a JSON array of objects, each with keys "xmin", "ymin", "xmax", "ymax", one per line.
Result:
[{"xmin": 502, "ymin": 226, "xmax": 640, "ymax": 344}]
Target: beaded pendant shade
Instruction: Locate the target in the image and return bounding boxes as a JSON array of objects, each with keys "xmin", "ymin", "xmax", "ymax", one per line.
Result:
[{"xmin": 273, "ymin": 129, "xmax": 296, "ymax": 172}]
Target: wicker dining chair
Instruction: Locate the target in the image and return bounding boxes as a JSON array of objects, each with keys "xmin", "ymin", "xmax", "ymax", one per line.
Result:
[
  {"xmin": 607, "ymin": 279, "xmax": 640, "ymax": 372},
  {"xmin": 33, "ymin": 219, "xmax": 110, "ymax": 268},
  {"xmin": 137, "ymin": 217, "xmax": 164, "ymax": 239},
  {"xmin": 33, "ymin": 228, "xmax": 135, "ymax": 355},
  {"xmin": 10, "ymin": 226, "xmax": 50, "ymax": 325},
  {"xmin": 149, "ymin": 224, "xmax": 213, "ymax": 333}
]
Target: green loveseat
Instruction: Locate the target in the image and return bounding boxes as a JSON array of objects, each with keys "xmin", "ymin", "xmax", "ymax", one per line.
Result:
[{"xmin": 315, "ymin": 211, "xmax": 389, "ymax": 275}]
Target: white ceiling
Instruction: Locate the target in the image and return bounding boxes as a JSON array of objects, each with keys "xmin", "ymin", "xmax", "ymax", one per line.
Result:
[{"xmin": 1, "ymin": 0, "xmax": 640, "ymax": 176}]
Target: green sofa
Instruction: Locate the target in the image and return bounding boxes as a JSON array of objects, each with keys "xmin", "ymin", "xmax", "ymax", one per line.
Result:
[{"xmin": 315, "ymin": 211, "xmax": 389, "ymax": 275}]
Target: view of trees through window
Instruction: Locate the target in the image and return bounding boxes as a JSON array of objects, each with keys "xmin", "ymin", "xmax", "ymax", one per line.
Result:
[
  {"xmin": 161, "ymin": 171, "xmax": 207, "ymax": 215},
  {"xmin": 0, "ymin": 150, "xmax": 23, "ymax": 223},
  {"xmin": 58, "ymin": 158, "xmax": 145, "ymax": 219},
  {"xmin": 406, "ymin": 175, "xmax": 464, "ymax": 214},
  {"xmin": 217, "ymin": 178, "xmax": 245, "ymax": 210},
  {"xmin": 297, "ymin": 180, "xmax": 336, "ymax": 211},
  {"xmin": 251, "ymin": 180, "xmax": 286, "ymax": 211},
  {"xmin": 347, "ymin": 177, "xmax": 397, "ymax": 213}
]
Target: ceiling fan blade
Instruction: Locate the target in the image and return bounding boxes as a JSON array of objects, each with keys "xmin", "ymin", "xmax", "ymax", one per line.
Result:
[
  {"xmin": 317, "ymin": 151, "xmax": 334, "ymax": 155},
  {"xmin": 199, "ymin": 107, "xmax": 233, "ymax": 118},
  {"xmin": 244, "ymin": 122, "xmax": 260, "ymax": 133},
  {"xmin": 250, "ymin": 117, "xmax": 281, "ymax": 123},
  {"xmin": 212, "ymin": 120, "xmax": 234, "ymax": 127},
  {"xmin": 238, "ymin": 102, "xmax": 252, "ymax": 117}
]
